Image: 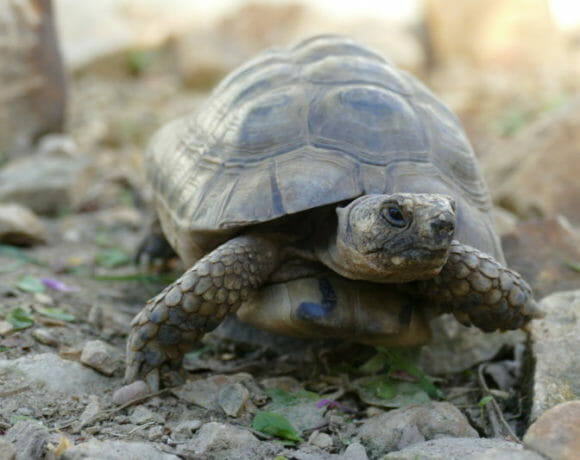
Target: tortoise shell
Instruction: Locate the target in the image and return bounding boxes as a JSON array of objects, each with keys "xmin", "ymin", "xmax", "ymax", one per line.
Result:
[{"xmin": 147, "ymin": 35, "xmax": 502, "ymax": 264}]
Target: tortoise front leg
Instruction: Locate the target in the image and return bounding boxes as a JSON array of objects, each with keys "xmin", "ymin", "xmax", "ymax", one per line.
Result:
[
  {"xmin": 413, "ymin": 241, "xmax": 544, "ymax": 331},
  {"xmin": 125, "ymin": 235, "xmax": 281, "ymax": 390}
]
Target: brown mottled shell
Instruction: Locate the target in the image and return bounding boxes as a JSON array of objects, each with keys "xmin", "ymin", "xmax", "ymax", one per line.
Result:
[{"xmin": 148, "ymin": 35, "xmax": 502, "ymax": 263}]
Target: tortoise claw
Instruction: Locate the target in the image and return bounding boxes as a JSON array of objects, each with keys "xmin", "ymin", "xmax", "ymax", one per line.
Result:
[{"xmin": 145, "ymin": 368, "xmax": 160, "ymax": 392}]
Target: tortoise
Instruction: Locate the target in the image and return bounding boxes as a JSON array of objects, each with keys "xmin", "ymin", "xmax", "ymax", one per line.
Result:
[{"xmin": 126, "ymin": 35, "xmax": 542, "ymax": 389}]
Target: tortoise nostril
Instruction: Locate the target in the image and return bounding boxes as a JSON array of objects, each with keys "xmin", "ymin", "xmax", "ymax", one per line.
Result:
[
  {"xmin": 431, "ymin": 216, "xmax": 455, "ymax": 237},
  {"xmin": 449, "ymin": 199, "xmax": 456, "ymax": 213}
]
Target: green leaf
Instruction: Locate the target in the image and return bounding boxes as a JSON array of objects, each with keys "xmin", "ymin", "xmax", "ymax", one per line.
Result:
[
  {"xmin": 568, "ymin": 262, "xmax": 580, "ymax": 273},
  {"xmin": 375, "ymin": 380, "xmax": 397, "ymax": 399},
  {"xmin": 119, "ymin": 189, "xmax": 135, "ymax": 207},
  {"xmin": 185, "ymin": 345, "xmax": 210, "ymax": 361},
  {"xmin": 95, "ymin": 248, "xmax": 131, "ymax": 268},
  {"xmin": 252, "ymin": 411, "xmax": 303, "ymax": 442},
  {"xmin": 376, "ymin": 347, "xmax": 444, "ymax": 400},
  {"xmin": 37, "ymin": 307, "xmax": 75, "ymax": 322},
  {"xmin": 0, "ymin": 345, "xmax": 9, "ymax": 352},
  {"xmin": 0, "ymin": 245, "xmax": 47, "ymax": 267},
  {"xmin": 497, "ymin": 110, "xmax": 528, "ymax": 136},
  {"xmin": 94, "ymin": 232, "xmax": 114, "ymax": 248},
  {"xmin": 16, "ymin": 275, "xmax": 46, "ymax": 294},
  {"xmin": 264, "ymin": 388, "xmax": 320, "ymax": 409},
  {"xmin": 356, "ymin": 375, "xmax": 431, "ymax": 408},
  {"xmin": 359, "ymin": 352, "xmax": 388, "ymax": 375},
  {"xmin": 126, "ymin": 49, "xmax": 154, "ymax": 75},
  {"xmin": 478, "ymin": 395, "xmax": 494, "ymax": 407},
  {"xmin": 7, "ymin": 307, "xmax": 34, "ymax": 330}
]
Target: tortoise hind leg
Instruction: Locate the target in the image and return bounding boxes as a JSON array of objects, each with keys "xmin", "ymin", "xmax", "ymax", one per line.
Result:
[
  {"xmin": 413, "ymin": 241, "xmax": 544, "ymax": 331},
  {"xmin": 125, "ymin": 235, "xmax": 281, "ymax": 390},
  {"xmin": 135, "ymin": 218, "xmax": 177, "ymax": 268}
]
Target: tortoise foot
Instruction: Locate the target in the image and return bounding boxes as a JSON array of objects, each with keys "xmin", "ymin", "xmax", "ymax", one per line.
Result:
[
  {"xmin": 415, "ymin": 241, "xmax": 544, "ymax": 331},
  {"xmin": 134, "ymin": 219, "xmax": 177, "ymax": 269},
  {"xmin": 125, "ymin": 235, "xmax": 280, "ymax": 387}
]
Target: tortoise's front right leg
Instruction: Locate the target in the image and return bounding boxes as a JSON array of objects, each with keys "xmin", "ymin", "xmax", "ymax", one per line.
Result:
[
  {"xmin": 413, "ymin": 241, "xmax": 544, "ymax": 332},
  {"xmin": 125, "ymin": 235, "xmax": 281, "ymax": 390}
]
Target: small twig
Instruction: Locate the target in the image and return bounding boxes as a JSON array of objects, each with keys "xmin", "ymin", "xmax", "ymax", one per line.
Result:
[
  {"xmin": 0, "ymin": 385, "xmax": 32, "ymax": 398},
  {"xmin": 127, "ymin": 421, "xmax": 156, "ymax": 435},
  {"xmin": 477, "ymin": 364, "xmax": 520, "ymax": 443},
  {"xmin": 445, "ymin": 388, "xmax": 480, "ymax": 401},
  {"xmin": 107, "ymin": 388, "xmax": 172, "ymax": 414},
  {"xmin": 302, "ymin": 422, "xmax": 329, "ymax": 436}
]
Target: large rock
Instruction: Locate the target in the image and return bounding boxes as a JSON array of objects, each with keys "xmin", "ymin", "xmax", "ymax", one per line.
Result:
[
  {"xmin": 524, "ymin": 400, "xmax": 580, "ymax": 460},
  {"xmin": 175, "ymin": 3, "xmax": 423, "ymax": 89},
  {"xmin": 0, "ymin": 203, "xmax": 45, "ymax": 246},
  {"xmin": 528, "ymin": 290, "xmax": 580, "ymax": 421},
  {"xmin": 357, "ymin": 402, "xmax": 478, "ymax": 458},
  {"xmin": 420, "ymin": 313, "xmax": 525, "ymax": 375},
  {"xmin": 54, "ymin": 1, "xmax": 422, "ymax": 75},
  {"xmin": 0, "ymin": 155, "xmax": 87, "ymax": 215},
  {"xmin": 502, "ymin": 216, "xmax": 580, "ymax": 297},
  {"xmin": 60, "ymin": 440, "xmax": 179, "ymax": 460},
  {"xmin": 424, "ymin": 0, "xmax": 563, "ymax": 75},
  {"xmin": 0, "ymin": 353, "xmax": 110, "ymax": 395},
  {"xmin": 178, "ymin": 422, "xmax": 278, "ymax": 459},
  {"xmin": 382, "ymin": 437, "xmax": 539, "ymax": 460},
  {"xmin": 0, "ymin": 0, "xmax": 66, "ymax": 156},
  {"xmin": 0, "ymin": 353, "xmax": 111, "ymax": 423},
  {"xmin": 171, "ymin": 373, "xmax": 255, "ymax": 416},
  {"xmin": 4, "ymin": 421, "xmax": 55, "ymax": 460},
  {"xmin": 484, "ymin": 98, "xmax": 580, "ymax": 226}
]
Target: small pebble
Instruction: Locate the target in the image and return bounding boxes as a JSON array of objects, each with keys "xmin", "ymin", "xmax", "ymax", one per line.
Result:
[
  {"xmin": 217, "ymin": 382, "xmax": 250, "ymax": 417},
  {"xmin": 31, "ymin": 328, "xmax": 58, "ymax": 347},
  {"xmin": 341, "ymin": 442, "xmax": 369, "ymax": 460},
  {"xmin": 308, "ymin": 430, "xmax": 333, "ymax": 449},
  {"xmin": 113, "ymin": 380, "xmax": 151, "ymax": 405},
  {"xmin": 171, "ymin": 419, "xmax": 202, "ymax": 441},
  {"xmin": 59, "ymin": 346, "xmax": 81, "ymax": 360},
  {"xmin": 0, "ymin": 438, "xmax": 16, "ymax": 460},
  {"xmin": 148, "ymin": 425, "xmax": 165, "ymax": 441},
  {"xmin": 129, "ymin": 405, "xmax": 156, "ymax": 425},
  {"xmin": 0, "ymin": 203, "xmax": 45, "ymax": 245},
  {"xmin": 78, "ymin": 395, "xmax": 101, "ymax": 428},
  {"xmin": 365, "ymin": 406, "xmax": 384, "ymax": 417},
  {"xmin": 33, "ymin": 293, "xmax": 54, "ymax": 306},
  {"xmin": 0, "ymin": 320, "xmax": 14, "ymax": 335},
  {"xmin": 80, "ymin": 340, "xmax": 118, "ymax": 376}
]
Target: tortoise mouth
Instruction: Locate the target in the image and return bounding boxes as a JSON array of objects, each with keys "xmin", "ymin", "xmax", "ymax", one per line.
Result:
[
  {"xmin": 365, "ymin": 246, "xmax": 449, "ymax": 260},
  {"xmin": 400, "ymin": 247, "xmax": 449, "ymax": 260},
  {"xmin": 365, "ymin": 247, "xmax": 450, "ymax": 276}
]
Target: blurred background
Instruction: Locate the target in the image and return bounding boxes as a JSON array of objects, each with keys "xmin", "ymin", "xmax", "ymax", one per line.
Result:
[{"xmin": 1, "ymin": 0, "xmax": 580, "ymax": 295}]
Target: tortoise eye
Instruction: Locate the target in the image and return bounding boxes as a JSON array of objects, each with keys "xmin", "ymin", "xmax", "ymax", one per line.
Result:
[{"xmin": 382, "ymin": 205, "xmax": 406, "ymax": 228}]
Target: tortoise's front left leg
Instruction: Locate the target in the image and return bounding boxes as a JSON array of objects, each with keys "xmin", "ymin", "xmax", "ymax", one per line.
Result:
[
  {"xmin": 413, "ymin": 241, "xmax": 544, "ymax": 331},
  {"xmin": 125, "ymin": 235, "xmax": 281, "ymax": 390}
]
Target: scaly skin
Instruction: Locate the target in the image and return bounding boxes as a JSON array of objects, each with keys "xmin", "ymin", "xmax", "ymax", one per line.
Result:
[
  {"xmin": 125, "ymin": 235, "xmax": 280, "ymax": 390},
  {"xmin": 413, "ymin": 241, "xmax": 544, "ymax": 331},
  {"xmin": 125, "ymin": 235, "xmax": 543, "ymax": 389}
]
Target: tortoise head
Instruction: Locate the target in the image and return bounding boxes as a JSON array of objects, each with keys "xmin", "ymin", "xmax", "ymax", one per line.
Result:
[{"xmin": 319, "ymin": 193, "xmax": 456, "ymax": 283}]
